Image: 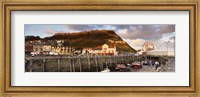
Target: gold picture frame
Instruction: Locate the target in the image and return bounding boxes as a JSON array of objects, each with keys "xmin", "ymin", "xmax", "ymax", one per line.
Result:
[{"xmin": 0, "ymin": 0, "xmax": 199, "ymax": 97}]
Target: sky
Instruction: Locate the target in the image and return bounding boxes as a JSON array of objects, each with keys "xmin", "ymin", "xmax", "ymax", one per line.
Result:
[{"xmin": 25, "ymin": 24, "xmax": 175, "ymax": 51}]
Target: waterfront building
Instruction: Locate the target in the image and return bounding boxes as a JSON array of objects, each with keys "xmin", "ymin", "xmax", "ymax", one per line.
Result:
[{"xmin": 90, "ymin": 43, "xmax": 118, "ymax": 55}]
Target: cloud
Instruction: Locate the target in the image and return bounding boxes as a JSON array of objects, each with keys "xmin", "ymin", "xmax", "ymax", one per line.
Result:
[
  {"xmin": 65, "ymin": 25, "xmax": 135, "ymax": 33},
  {"xmin": 43, "ymin": 27, "xmax": 58, "ymax": 35},
  {"xmin": 25, "ymin": 24, "xmax": 175, "ymax": 51},
  {"xmin": 64, "ymin": 24, "xmax": 175, "ymax": 40},
  {"xmin": 132, "ymin": 39, "xmax": 146, "ymax": 47},
  {"xmin": 123, "ymin": 38, "xmax": 146, "ymax": 50},
  {"xmin": 64, "ymin": 25, "xmax": 115, "ymax": 32},
  {"xmin": 65, "ymin": 25, "xmax": 94, "ymax": 31},
  {"xmin": 116, "ymin": 25, "xmax": 175, "ymax": 40}
]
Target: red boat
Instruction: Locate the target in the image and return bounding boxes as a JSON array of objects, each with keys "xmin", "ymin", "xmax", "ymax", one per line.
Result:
[
  {"xmin": 115, "ymin": 64, "xmax": 130, "ymax": 72},
  {"xmin": 116, "ymin": 64, "xmax": 127, "ymax": 69},
  {"xmin": 132, "ymin": 62, "xmax": 142, "ymax": 69}
]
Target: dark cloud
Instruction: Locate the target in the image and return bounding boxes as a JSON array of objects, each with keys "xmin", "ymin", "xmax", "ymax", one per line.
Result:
[{"xmin": 112, "ymin": 25, "xmax": 131, "ymax": 29}]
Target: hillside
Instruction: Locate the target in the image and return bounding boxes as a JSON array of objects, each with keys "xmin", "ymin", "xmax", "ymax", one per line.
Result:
[
  {"xmin": 27, "ymin": 30, "xmax": 137, "ymax": 53},
  {"xmin": 25, "ymin": 36, "xmax": 41, "ymax": 41}
]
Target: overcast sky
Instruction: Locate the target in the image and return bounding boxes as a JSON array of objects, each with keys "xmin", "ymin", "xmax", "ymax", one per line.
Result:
[{"xmin": 25, "ymin": 24, "xmax": 175, "ymax": 51}]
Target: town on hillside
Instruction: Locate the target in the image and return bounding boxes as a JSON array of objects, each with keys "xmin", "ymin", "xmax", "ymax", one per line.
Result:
[
  {"xmin": 25, "ymin": 39, "xmax": 174, "ymax": 57},
  {"xmin": 25, "ymin": 39, "xmax": 119, "ymax": 56},
  {"xmin": 25, "ymin": 30, "xmax": 175, "ymax": 72}
]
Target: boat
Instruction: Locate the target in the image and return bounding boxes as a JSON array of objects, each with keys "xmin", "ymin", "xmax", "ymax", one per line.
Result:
[
  {"xmin": 132, "ymin": 62, "xmax": 142, "ymax": 69},
  {"xmin": 115, "ymin": 64, "xmax": 131, "ymax": 72},
  {"xmin": 101, "ymin": 67, "xmax": 110, "ymax": 72},
  {"xmin": 115, "ymin": 64, "xmax": 127, "ymax": 69}
]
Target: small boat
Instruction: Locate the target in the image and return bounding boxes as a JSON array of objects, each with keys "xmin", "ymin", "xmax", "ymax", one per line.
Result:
[
  {"xmin": 115, "ymin": 64, "xmax": 127, "ymax": 69},
  {"xmin": 115, "ymin": 64, "xmax": 131, "ymax": 72},
  {"xmin": 101, "ymin": 67, "xmax": 110, "ymax": 72},
  {"xmin": 132, "ymin": 62, "xmax": 142, "ymax": 69},
  {"xmin": 142, "ymin": 61, "xmax": 149, "ymax": 65}
]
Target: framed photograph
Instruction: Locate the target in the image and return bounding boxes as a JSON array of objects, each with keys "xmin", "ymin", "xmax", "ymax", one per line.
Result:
[{"xmin": 0, "ymin": 0, "xmax": 199, "ymax": 97}]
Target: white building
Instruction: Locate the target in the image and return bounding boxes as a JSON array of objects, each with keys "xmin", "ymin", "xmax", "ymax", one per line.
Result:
[
  {"xmin": 90, "ymin": 43, "xmax": 118, "ymax": 55},
  {"xmin": 51, "ymin": 46, "xmax": 72, "ymax": 55},
  {"xmin": 33, "ymin": 45, "xmax": 51, "ymax": 52}
]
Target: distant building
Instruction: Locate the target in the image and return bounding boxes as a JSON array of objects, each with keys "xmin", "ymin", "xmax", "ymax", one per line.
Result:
[
  {"xmin": 82, "ymin": 48, "xmax": 93, "ymax": 54},
  {"xmin": 90, "ymin": 43, "xmax": 118, "ymax": 55},
  {"xmin": 142, "ymin": 42, "xmax": 155, "ymax": 52},
  {"xmin": 34, "ymin": 45, "xmax": 51, "ymax": 52},
  {"xmin": 28, "ymin": 39, "xmax": 73, "ymax": 55},
  {"xmin": 136, "ymin": 42, "xmax": 175, "ymax": 56},
  {"xmin": 26, "ymin": 40, "xmax": 119, "ymax": 56},
  {"xmin": 32, "ymin": 44, "xmax": 51, "ymax": 55},
  {"xmin": 56, "ymin": 40, "xmax": 64, "ymax": 46},
  {"xmin": 51, "ymin": 46, "xmax": 73, "ymax": 55},
  {"xmin": 137, "ymin": 42, "xmax": 155, "ymax": 55}
]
